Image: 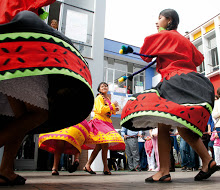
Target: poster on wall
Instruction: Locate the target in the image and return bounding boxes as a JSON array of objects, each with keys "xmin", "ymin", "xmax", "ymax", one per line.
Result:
[
  {"xmin": 110, "ymin": 93, "xmax": 129, "ymax": 115},
  {"xmin": 65, "ymin": 10, "xmax": 88, "ymax": 43}
]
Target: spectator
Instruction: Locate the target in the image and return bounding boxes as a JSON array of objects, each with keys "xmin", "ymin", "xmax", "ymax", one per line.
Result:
[
  {"xmin": 50, "ymin": 19, "xmax": 58, "ymax": 30},
  {"xmin": 121, "ymin": 127, "xmax": 141, "ymax": 171},
  {"xmin": 138, "ymin": 131, "xmax": 148, "ymax": 170}
]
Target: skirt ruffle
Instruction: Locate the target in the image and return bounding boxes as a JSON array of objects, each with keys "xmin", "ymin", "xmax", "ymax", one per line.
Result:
[
  {"xmin": 83, "ymin": 119, "xmax": 125, "ymax": 151},
  {"xmin": 38, "ymin": 120, "xmax": 90, "ymax": 155},
  {"xmin": 0, "ymin": 11, "xmax": 94, "ymax": 133},
  {"xmin": 121, "ymin": 72, "xmax": 215, "ymax": 137}
]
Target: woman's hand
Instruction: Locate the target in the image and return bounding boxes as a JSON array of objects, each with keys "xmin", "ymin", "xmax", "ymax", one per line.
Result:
[
  {"xmin": 113, "ymin": 101, "xmax": 119, "ymax": 107},
  {"xmin": 115, "ymin": 106, "xmax": 120, "ymax": 112}
]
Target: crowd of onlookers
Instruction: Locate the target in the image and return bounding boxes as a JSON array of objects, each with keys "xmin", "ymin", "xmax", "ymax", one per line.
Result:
[{"xmin": 108, "ymin": 115, "xmax": 220, "ymax": 172}]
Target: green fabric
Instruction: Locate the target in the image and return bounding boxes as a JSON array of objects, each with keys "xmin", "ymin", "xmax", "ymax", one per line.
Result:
[
  {"xmin": 39, "ymin": 8, "xmax": 49, "ymax": 20},
  {"xmin": 120, "ymin": 110, "xmax": 203, "ymax": 137}
]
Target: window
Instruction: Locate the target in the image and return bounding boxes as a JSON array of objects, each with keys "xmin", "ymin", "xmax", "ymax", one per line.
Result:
[
  {"xmin": 104, "ymin": 57, "xmax": 145, "ymax": 94},
  {"xmin": 195, "ymin": 43, "xmax": 205, "ymax": 74},
  {"xmin": 208, "ymin": 35, "xmax": 219, "ymax": 70},
  {"xmin": 48, "ymin": 0, "xmax": 95, "ymax": 58}
]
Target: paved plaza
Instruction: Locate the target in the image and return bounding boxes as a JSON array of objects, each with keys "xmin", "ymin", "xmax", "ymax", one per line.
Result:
[{"xmin": 0, "ymin": 168, "xmax": 219, "ymax": 190}]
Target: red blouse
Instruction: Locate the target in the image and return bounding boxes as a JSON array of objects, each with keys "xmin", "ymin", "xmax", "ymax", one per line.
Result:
[
  {"xmin": 0, "ymin": 0, "xmax": 55, "ymax": 24},
  {"xmin": 140, "ymin": 30, "xmax": 204, "ymax": 80}
]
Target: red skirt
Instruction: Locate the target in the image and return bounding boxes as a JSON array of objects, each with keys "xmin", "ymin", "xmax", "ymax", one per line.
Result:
[{"xmin": 121, "ymin": 72, "xmax": 214, "ymax": 137}]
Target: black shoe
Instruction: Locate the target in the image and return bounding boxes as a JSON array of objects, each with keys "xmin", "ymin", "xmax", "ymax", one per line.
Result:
[
  {"xmin": 129, "ymin": 169, "xmax": 136, "ymax": 172},
  {"xmin": 194, "ymin": 159, "xmax": 218, "ymax": 181},
  {"xmin": 103, "ymin": 171, "xmax": 112, "ymax": 175},
  {"xmin": 135, "ymin": 165, "xmax": 142, "ymax": 172},
  {"xmin": 52, "ymin": 169, "xmax": 59, "ymax": 176},
  {"xmin": 83, "ymin": 167, "xmax": 96, "ymax": 174},
  {"xmin": 145, "ymin": 174, "xmax": 172, "ymax": 183},
  {"xmin": 181, "ymin": 166, "xmax": 187, "ymax": 172},
  {"xmin": 68, "ymin": 161, "xmax": 79, "ymax": 173},
  {"xmin": 186, "ymin": 167, "xmax": 193, "ymax": 172},
  {"xmin": 0, "ymin": 175, "xmax": 26, "ymax": 186}
]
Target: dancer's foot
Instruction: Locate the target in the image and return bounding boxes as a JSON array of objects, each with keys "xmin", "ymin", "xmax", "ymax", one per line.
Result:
[
  {"xmin": 83, "ymin": 166, "xmax": 96, "ymax": 174},
  {"xmin": 145, "ymin": 171, "xmax": 171, "ymax": 182},
  {"xmin": 194, "ymin": 159, "xmax": 218, "ymax": 181},
  {"xmin": 51, "ymin": 169, "xmax": 59, "ymax": 175},
  {"xmin": 145, "ymin": 174, "xmax": 172, "ymax": 183},
  {"xmin": 0, "ymin": 172, "xmax": 26, "ymax": 186}
]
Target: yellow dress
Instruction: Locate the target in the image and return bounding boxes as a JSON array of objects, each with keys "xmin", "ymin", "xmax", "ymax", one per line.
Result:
[
  {"xmin": 84, "ymin": 94, "xmax": 125, "ymax": 151},
  {"xmin": 38, "ymin": 120, "xmax": 89, "ymax": 155}
]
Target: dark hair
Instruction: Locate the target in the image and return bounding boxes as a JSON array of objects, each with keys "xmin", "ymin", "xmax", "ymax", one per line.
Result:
[
  {"xmin": 159, "ymin": 9, "xmax": 179, "ymax": 30},
  {"xmin": 97, "ymin": 82, "xmax": 108, "ymax": 94},
  {"xmin": 217, "ymin": 87, "xmax": 220, "ymax": 98}
]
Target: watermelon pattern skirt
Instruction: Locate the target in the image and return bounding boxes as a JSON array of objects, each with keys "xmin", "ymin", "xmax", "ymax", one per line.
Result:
[
  {"xmin": 38, "ymin": 120, "xmax": 90, "ymax": 155},
  {"xmin": 0, "ymin": 11, "xmax": 94, "ymax": 133},
  {"xmin": 121, "ymin": 72, "xmax": 215, "ymax": 137}
]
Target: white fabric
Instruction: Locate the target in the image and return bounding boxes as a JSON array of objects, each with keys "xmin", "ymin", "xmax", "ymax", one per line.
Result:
[
  {"xmin": 146, "ymin": 148, "xmax": 155, "ymax": 170},
  {"xmin": 0, "ymin": 75, "xmax": 49, "ymax": 116},
  {"xmin": 213, "ymin": 145, "xmax": 220, "ymax": 165},
  {"xmin": 212, "ymin": 99, "xmax": 220, "ymax": 127}
]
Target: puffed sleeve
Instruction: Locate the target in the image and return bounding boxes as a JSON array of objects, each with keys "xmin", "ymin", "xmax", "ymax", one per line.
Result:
[
  {"xmin": 94, "ymin": 95, "xmax": 116, "ymax": 115},
  {"xmin": 139, "ymin": 31, "xmax": 170, "ymax": 62}
]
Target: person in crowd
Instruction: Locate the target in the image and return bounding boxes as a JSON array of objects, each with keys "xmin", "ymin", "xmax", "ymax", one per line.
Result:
[
  {"xmin": 127, "ymin": 85, "xmax": 132, "ymax": 94},
  {"xmin": 151, "ymin": 128, "xmax": 160, "ymax": 171},
  {"xmin": 121, "ymin": 127, "xmax": 141, "ymax": 171},
  {"xmin": 0, "ymin": 0, "xmax": 94, "ymax": 186},
  {"xmin": 210, "ymin": 127, "xmax": 220, "ymax": 166},
  {"xmin": 207, "ymin": 115, "xmax": 215, "ymax": 158},
  {"xmin": 39, "ymin": 120, "xmax": 90, "ymax": 175},
  {"xmin": 108, "ymin": 150, "xmax": 127, "ymax": 171},
  {"xmin": 144, "ymin": 130, "xmax": 155, "ymax": 171},
  {"xmin": 121, "ymin": 8, "xmax": 217, "ymax": 182},
  {"xmin": 83, "ymin": 82, "xmax": 125, "ymax": 175},
  {"xmin": 179, "ymin": 137, "xmax": 196, "ymax": 172},
  {"xmin": 138, "ymin": 131, "xmax": 148, "ymax": 171},
  {"xmin": 169, "ymin": 130, "xmax": 176, "ymax": 172},
  {"xmin": 212, "ymin": 88, "xmax": 220, "ymax": 138},
  {"xmin": 50, "ymin": 19, "xmax": 58, "ymax": 30}
]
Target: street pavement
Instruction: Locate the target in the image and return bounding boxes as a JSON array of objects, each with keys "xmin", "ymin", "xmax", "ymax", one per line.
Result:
[{"xmin": 0, "ymin": 168, "xmax": 220, "ymax": 190}]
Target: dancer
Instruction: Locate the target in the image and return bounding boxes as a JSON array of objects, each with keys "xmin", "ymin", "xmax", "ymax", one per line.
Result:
[
  {"xmin": 121, "ymin": 9, "xmax": 217, "ymax": 182},
  {"xmin": 0, "ymin": 0, "xmax": 93, "ymax": 186},
  {"xmin": 39, "ymin": 120, "xmax": 90, "ymax": 175},
  {"xmin": 83, "ymin": 82, "xmax": 125, "ymax": 175}
]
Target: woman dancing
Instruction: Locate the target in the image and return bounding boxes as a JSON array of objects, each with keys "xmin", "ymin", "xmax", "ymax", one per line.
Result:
[
  {"xmin": 0, "ymin": 0, "xmax": 93, "ymax": 185},
  {"xmin": 121, "ymin": 9, "xmax": 217, "ymax": 182},
  {"xmin": 83, "ymin": 82, "xmax": 125, "ymax": 175}
]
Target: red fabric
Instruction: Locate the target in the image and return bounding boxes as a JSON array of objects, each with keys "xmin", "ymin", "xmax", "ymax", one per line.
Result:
[
  {"xmin": 145, "ymin": 139, "xmax": 153, "ymax": 156},
  {"xmin": 140, "ymin": 30, "xmax": 204, "ymax": 81},
  {"xmin": 0, "ymin": 0, "xmax": 56, "ymax": 24},
  {"xmin": 0, "ymin": 41, "xmax": 92, "ymax": 86},
  {"xmin": 121, "ymin": 92, "xmax": 210, "ymax": 133}
]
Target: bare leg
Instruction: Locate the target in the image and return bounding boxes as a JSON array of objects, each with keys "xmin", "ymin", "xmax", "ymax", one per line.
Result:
[
  {"xmin": 101, "ymin": 143, "xmax": 110, "ymax": 172},
  {"xmin": 0, "ymin": 97, "xmax": 48, "ymax": 183},
  {"xmin": 52, "ymin": 141, "xmax": 65, "ymax": 173},
  {"xmin": 149, "ymin": 123, "xmax": 171, "ymax": 181},
  {"xmin": 0, "ymin": 97, "xmax": 48, "ymax": 147},
  {"xmin": 177, "ymin": 127, "xmax": 215, "ymax": 172},
  {"xmin": 74, "ymin": 151, "xmax": 80, "ymax": 163},
  {"xmin": 84, "ymin": 144, "xmax": 101, "ymax": 171}
]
